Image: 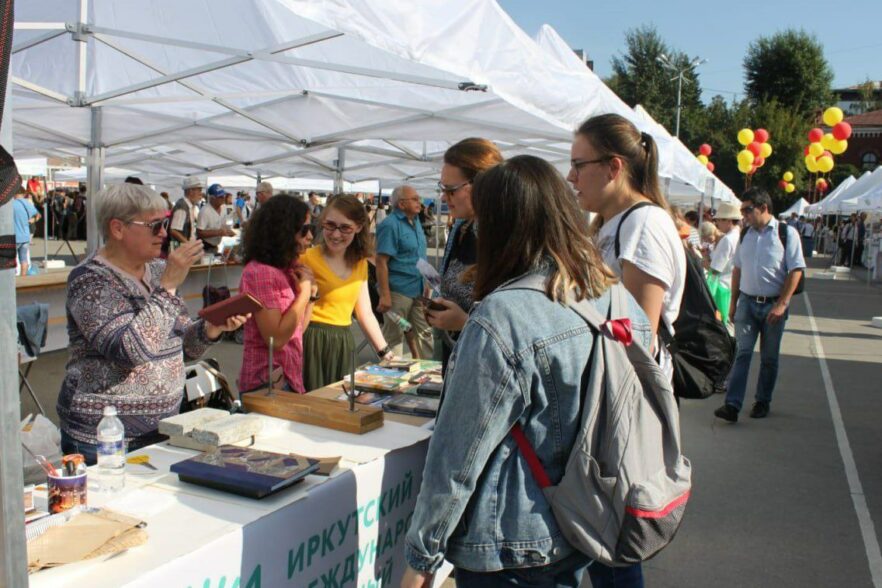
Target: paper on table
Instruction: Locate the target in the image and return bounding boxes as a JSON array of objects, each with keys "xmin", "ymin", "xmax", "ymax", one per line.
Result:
[{"xmin": 104, "ymin": 488, "xmax": 178, "ymax": 519}]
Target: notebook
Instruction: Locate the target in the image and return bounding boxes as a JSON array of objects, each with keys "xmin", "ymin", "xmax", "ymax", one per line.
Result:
[{"xmin": 170, "ymin": 445, "xmax": 318, "ymax": 498}]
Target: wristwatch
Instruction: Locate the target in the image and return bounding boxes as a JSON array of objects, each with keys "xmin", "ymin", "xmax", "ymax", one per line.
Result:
[{"xmin": 376, "ymin": 345, "xmax": 391, "ymax": 359}]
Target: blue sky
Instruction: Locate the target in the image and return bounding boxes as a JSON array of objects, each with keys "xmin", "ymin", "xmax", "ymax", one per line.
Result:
[{"xmin": 500, "ymin": 0, "xmax": 882, "ymax": 103}]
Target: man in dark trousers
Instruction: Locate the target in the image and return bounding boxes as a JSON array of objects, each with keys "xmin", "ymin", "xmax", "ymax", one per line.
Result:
[{"xmin": 715, "ymin": 188, "xmax": 805, "ymax": 422}]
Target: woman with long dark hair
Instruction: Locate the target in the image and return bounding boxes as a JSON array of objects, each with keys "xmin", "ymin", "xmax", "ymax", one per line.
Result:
[
  {"xmin": 402, "ymin": 156, "xmax": 651, "ymax": 588},
  {"xmin": 238, "ymin": 196, "xmax": 316, "ymax": 394}
]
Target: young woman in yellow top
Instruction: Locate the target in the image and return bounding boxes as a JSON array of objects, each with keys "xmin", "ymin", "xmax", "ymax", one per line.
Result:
[{"xmin": 301, "ymin": 194, "xmax": 394, "ymax": 391}]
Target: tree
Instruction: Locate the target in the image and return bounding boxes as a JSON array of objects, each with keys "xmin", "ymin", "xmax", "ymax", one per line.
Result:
[
  {"xmin": 849, "ymin": 79, "xmax": 882, "ymax": 115},
  {"xmin": 606, "ymin": 25, "xmax": 703, "ymax": 142},
  {"xmin": 743, "ymin": 29, "xmax": 833, "ymax": 116}
]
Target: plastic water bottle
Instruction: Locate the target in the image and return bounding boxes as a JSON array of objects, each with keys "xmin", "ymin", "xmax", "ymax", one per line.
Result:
[
  {"xmin": 96, "ymin": 406, "xmax": 126, "ymax": 492},
  {"xmin": 385, "ymin": 310, "xmax": 412, "ymax": 333}
]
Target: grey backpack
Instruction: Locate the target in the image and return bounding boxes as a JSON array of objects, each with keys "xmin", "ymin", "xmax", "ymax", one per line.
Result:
[{"xmin": 500, "ymin": 276, "xmax": 692, "ymax": 566}]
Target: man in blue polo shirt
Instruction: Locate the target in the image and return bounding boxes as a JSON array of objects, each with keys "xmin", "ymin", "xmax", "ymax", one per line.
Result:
[
  {"xmin": 14, "ymin": 188, "xmax": 41, "ymax": 276},
  {"xmin": 375, "ymin": 184, "xmax": 433, "ymax": 358},
  {"xmin": 715, "ymin": 188, "xmax": 805, "ymax": 422}
]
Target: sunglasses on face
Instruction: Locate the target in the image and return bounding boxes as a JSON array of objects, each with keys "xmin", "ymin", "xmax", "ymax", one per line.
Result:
[
  {"xmin": 321, "ymin": 221, "xmax": 356, "ymax": 235},
  {"xmin": 299, "ymin": 224, "xmax": 315, "ymax": 237},
  {"xmin": 128, "ymin": 217, "xmax": 170, "ymax": 236},
  {"xmin": 740, "ymin": 205, "xmax": 755, "ymax": 215},
  {"xmin": 436, "ymin": 180, "xmax": 470, "ymax": 197}
]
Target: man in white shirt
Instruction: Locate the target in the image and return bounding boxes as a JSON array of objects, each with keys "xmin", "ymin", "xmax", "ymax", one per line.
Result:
[
  {"xmin": 710, "ymin": 202, "xmax": 741, "ymax": 289},
  {"xmin": 197, "ymin": 184, "xmax": 235, "ymax": 253}
]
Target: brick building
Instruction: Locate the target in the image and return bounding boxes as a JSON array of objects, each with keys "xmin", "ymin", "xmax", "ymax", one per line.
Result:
[{"xmin": 829, "ymin": 109, "xmax": 882, "ymax": 172}]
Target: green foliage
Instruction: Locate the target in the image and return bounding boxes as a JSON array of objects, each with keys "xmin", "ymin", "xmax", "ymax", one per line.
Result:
[
  {"xmin": 743, "ymin": 29, "xmax": 833, "ymax": 116},
  {"xmin": 848, "ymin": 79, "xmax": 882, "ymax": 115},
  {"xmin": 607, "ymin": 25, "xmax": 703, "ymax": 140}
]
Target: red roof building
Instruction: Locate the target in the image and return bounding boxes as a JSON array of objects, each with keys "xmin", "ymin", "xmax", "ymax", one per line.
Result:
[{"xmin": 833, "ymin": 109, "xmax": 882, "ymax": 172}]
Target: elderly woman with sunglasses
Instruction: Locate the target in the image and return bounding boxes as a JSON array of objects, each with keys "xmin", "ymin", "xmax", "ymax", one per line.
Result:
[
  {"xmin": 237, "ymin": 195, "xmax": 317, "ymax": 394},
  {"xmin": 57, "ymin": 184, "xmax": 248, "ymax": 464},
  {"xmin": 300, "ymin": 194, "xmax": 395, "ymax": 391}
]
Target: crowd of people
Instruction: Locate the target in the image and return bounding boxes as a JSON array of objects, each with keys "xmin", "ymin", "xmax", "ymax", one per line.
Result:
[{"xmin": 49, "ymin": 112, "xmax": 819, "ymax": 588}]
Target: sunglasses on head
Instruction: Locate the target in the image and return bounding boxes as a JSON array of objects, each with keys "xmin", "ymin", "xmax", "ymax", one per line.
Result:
[{"xmin": 128, "ymin": 217, "xmax": 170, "ymax": 236}]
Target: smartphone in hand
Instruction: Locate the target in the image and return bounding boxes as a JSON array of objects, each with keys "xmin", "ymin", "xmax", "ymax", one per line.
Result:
[{"xmin": 418, "ymin": 296, "xmax": 447, "ymax": 312}]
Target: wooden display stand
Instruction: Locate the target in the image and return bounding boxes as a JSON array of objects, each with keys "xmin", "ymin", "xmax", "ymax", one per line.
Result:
[{"xmin": 242, "ymin": 390, "xmax": 384, "ymax": 434}]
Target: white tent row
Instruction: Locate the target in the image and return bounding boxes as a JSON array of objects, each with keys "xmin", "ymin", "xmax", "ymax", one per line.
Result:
[
  {"xmin": 806, "ymin": 175, "xmax": 858, "ymax": 215},
  {"xmin": 808, "ymin": 169, "xmax": 882, "ymax": 215},
  {"xmin": 533, "ymin": 25, "xmax": 737, "ymax": 205},
  {"xmin": 779, "ymin": 198, "xmax": 810, "ymax": 218},
  {"xmin": 840, "ymin": 167, "xmax": 882, "ymax": 211}
]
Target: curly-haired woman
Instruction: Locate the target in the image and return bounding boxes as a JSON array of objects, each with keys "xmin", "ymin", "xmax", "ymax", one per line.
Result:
[{"xmin": 238, "ymin": 196, "xmax": 316, "ymax": 394}]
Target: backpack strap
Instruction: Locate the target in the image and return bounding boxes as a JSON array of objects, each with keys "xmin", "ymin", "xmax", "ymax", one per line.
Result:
[
  {"xmin": 777, "ymin": 222, "xmax": 788, "ymax": 248},
  {"xmin": 510, "ymin": 424, "xmax": 552, "ymax": 489},
  {"xmin": 614, "ymin": 201, "xmax": 655, "ymax": 259},
  {"xmin": 739, "ymin": 226, "xmax": 749, "ymax": 243}
]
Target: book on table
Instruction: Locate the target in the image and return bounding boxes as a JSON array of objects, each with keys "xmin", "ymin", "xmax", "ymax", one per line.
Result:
[
  {"xmin": 170, "ymin": 445, "xmax": 319, "ymax": 498},
  {"xmin": 383, "ymin": 395, "xmax": 440, "ymax": 418},
  {"xmin": 377, "ymin": 359, "xmax": 421, "ymax": 373}
]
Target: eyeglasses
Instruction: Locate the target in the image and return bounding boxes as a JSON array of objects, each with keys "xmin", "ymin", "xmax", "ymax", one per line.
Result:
[
  {"xmin": 436, "ymin": 180, "xmax": 470, "ymax": 197},
  {"xmin": 570, "ymin": 157, "xmax": 610, "ymax": 176},
  {"xmin": 128, "ymin": 217, "xmax": 170, "ymax": 236},
  {"xmin": 299, "ymin": 224, "xmax": 315, "ymax": 237},
  {"xmin": 322, "ymin": 220, "xmax": 356, "ymax": 235},
  {"xmin": 740, "ymin": 205, "xmax": 755, "ymax": 215}
]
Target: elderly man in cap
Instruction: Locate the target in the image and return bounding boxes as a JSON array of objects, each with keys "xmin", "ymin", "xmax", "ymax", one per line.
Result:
[
  {"xmin": 710, "ymin": 201, "xmax": 742, "ymax": 290},
  {"xmin": 255, "ymin": 181, "xmax": 274, "ymax": 207},
  {"xmin": 197, "ymin": 184, "xmax": 236, "ymax": 254},
  {"xmin": 167, "ymin": 177, "xmax": 204, "ymax": 251}
]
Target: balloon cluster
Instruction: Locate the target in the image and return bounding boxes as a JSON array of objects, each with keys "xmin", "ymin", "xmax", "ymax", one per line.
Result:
[
  {"xmin": 803, "ymin": 107, "xmax": 852, "ymax": 173},
  {"xmin": 815, "ymin": 178, "xmax": 829, "ymax": 193},
  {"xmin": 736, "ymin": 128, "xmax": 772, "ymax": 175},
  {"xmin": 696, "ymin": 144, "xmax": 714, "ymax": 172},
  {"xmin": 777, "ymin": 171, "xmax": 796, "ymax": 194}
]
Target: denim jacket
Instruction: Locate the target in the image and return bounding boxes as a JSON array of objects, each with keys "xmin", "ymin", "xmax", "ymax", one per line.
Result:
[{"xmin": 405, "ymin": 268, "xmax": 651, "ymax": 573}]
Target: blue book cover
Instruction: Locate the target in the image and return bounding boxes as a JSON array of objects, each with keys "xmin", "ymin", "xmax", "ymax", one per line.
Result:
[{"xmin": 170, "ymin": 445, "xmax": 319, "ymax": 498}]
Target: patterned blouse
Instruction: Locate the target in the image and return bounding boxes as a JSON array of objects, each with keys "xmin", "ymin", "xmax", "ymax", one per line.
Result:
[
  {"xmin": 57, "ymin": 256, "xmax": 216, "ymax": 447},
  {"xmin": 238, "ymin": 261, "xmax": 306, "ymax": 394}
]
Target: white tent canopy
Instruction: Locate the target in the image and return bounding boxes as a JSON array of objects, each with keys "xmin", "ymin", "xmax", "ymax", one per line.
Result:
[
  {"xmin": 810, "ymin": 170, "xmax": 882, "ymax": 215},
  {"xmin": 806, "ymin": 175, "xmax": 857, "ymax": 215},
  {"xmin": 779, "ymin": 198, "xmax": 810, "ymax": 218},
  {"xmin": 838, "ymin": 167, "xmax": 882, "ymax": 212}
]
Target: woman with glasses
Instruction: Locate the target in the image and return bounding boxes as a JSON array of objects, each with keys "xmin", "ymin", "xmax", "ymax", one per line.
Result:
[
  {"xmin": 425, "ymin": 137, "xmax": 503, "ymax": 372},
  {"xmin": 238, "ymin": 195, "xmax": 316, "ymax": 394},
  {"xmin": 567, "ymin": 113, "xmax": 685, "ymax": 588},
  {"xmin": 300, "ymin": 194, "xmax": 395, "ymax": 391},
  {"xmin": 57, "ymin": 184, "xmax": 248, "ymax": 464}
]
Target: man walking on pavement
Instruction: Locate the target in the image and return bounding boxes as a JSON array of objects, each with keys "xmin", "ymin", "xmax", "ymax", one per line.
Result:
[
  {"xmin": 798, "ymin": 215, "xmax": 814, "ymax": 259},
  {"xmin": 375, "ymin": 184, "xmax": 433, "ymax": 358},
  {"xmin": 715, "ymin": 188, "xmax": 805, "ymax": 422}
]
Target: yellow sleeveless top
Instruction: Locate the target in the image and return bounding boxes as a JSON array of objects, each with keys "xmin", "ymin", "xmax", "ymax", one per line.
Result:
[{"xmin": 301, "ymin": 246, "xmax": 368, "ymax": 326}]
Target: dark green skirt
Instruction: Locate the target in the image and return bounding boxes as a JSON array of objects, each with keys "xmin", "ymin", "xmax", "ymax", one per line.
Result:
[{"xmin": 302, "ymin": 322, "xmax": 355, "ymax": 392}]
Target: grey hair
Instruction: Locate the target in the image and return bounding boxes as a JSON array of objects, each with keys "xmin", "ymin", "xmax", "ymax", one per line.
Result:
[
  {"xmin": 96, "ymin": 183, "xmax": 168, "ymax": 239},
  {"xmin": 390, "ymin": 184, "xmax": 415, "ymax": 208}
]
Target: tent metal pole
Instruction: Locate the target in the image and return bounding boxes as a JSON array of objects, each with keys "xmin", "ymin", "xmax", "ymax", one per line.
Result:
[
  {"xmin": 0, "ymin": 74, "xmax": 28, "ymax": 587},
  {"xmin": 86, "ymin": 106, "xmax": 104, "ymax": 256},
  {"xmin": 333, "ymin": 148, "xmax": 345, "ymax": 194}
]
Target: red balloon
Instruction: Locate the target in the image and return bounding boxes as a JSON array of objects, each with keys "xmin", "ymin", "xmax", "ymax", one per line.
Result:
[
  {"xmin": 747, "ymin": 142, "xmax": 762, "ymax": 156},
  {"xmin": 818, "ymin": 179, "xmax": 828, "ymax": 190},
  {"xmin": 804, "ymin": 146, "xmax": 810, "ymax": 156},
  {"xmin": 754, "ymin": 128, "xmax": 770, "ymax": 143},
  {"xmin": 699, "ymin": 143, "xmax": 712, "ymax": 157},
  {"xmin": 832, "ymin": 122, "xmax": 852, "ymax": 141},
  {"xmin": 778, "ymin": 180, "xmax": 788, "ymax": 189},
  {"xmin": 808, "ymin": 128, "xmax": 824, "ymax": 143},
  {"xmin": 706, "ymin": 162, "xmax": 715, "ymax": 172}
]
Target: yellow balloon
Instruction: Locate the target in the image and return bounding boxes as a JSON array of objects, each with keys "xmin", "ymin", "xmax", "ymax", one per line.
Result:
[
  {"xmin": 785, "ymin": 183, "xmax": 795, "ymax": 193},
  {"xmin": 805, "ymin": 155, "xmax": 819, "ymax": 173},
  {"xmin": 737, "ymin": 128, "xmax": 754, "ymax": 146},
  {"xmin": 817, "ymin": 155, "xmax": 834, "ymax": 173},
  {"xmin": 823, "ymin": 106, "xmax": 844, "ymax": 127},
  {"xmin": 737, "ymin": 149, "xmax": 755, "ymax": 167},
  {"xmin": 760, "ymin": 143, "xmax": 773, "ymax": 159},
  {"xmin": 783, "ymin": 171, "xmax": 794, "ymax": 182},
  {"xmin": 821, "ymin": 133, "xmax": 837, "ymax": 150},
  {"xmin": 697, "ymin": 154, "xmax": 709, "ymax": 165},
  {"xmin": 738, "ymin": 162, "xmax": 753, "ymax": 174},
  {"xmin": 830, "ymin": 139, "xmax": 848, "ymax": 155},
  {"xmin": 809, "ymin": 142, "xmax": 824, "ymax": 158}
]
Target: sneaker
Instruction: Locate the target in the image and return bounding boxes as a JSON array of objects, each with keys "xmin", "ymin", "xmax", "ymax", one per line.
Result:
[
  {"xmin": 714, "ymin": 404, "xmax": 738, "ymax": 422},
  {"xmin": 749, "ymin": 401, "xmax": 769, "ymax": 419}
]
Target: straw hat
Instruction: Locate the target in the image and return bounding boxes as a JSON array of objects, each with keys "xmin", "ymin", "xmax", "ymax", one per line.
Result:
[{"xmin": 715, "ymin": 201, "xmax": 742, "ymax": 221}]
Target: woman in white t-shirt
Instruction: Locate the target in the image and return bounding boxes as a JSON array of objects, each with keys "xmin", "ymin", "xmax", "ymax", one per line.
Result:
[
  {"xmin": 568, "ymin": 114, "xmax": 686, "ymax": 379},
  {"xmin": 567, "ymin": 112, "xmax": 686, "ymax": 588}
]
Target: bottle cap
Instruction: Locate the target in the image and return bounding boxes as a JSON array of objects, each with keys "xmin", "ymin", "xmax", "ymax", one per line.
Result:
[{"xmin": 103, "ymin": 405, "xmax": 118, "ymax": 416}]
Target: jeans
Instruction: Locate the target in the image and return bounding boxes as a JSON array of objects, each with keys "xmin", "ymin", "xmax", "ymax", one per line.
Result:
[
  {"xmin": 454, "ymin": 552, "xmax": 591, "ymax": 588},
  {"xmin": 725, "ymin": 296, "xmax": 788, "ymax": 411},
  {"xmin": 587, "ymin": 562, "xmax": 645, "ymax": 588},
  {"xmin": 801, "ymin": 236, "xmax": 813, "ymax": 259}
]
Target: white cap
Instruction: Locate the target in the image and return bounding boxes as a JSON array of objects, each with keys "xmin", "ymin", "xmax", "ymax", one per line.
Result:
[
  {"xmin": 103, "ymin": 405, "xmax": 118, "ymax": 416},
  {"xmin": 182, "ymin": 177, "xmax": 204, "ymax": 190}
]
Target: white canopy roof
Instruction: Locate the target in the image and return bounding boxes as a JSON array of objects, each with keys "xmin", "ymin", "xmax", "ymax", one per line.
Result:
[
  {"xmin": 778, "ymin": 198, "xmax": 810, "ymax": 218},
  {"xmin": 806, "ymin": 175, "xmax": 857, "ymax": 214},
  {"xmin": 809, "ymin": 171, "xmax": 882, "ymax": 214},
  {"xmin": 837, "ymin": 168, "xmax": 882, "ymax": 211}
]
